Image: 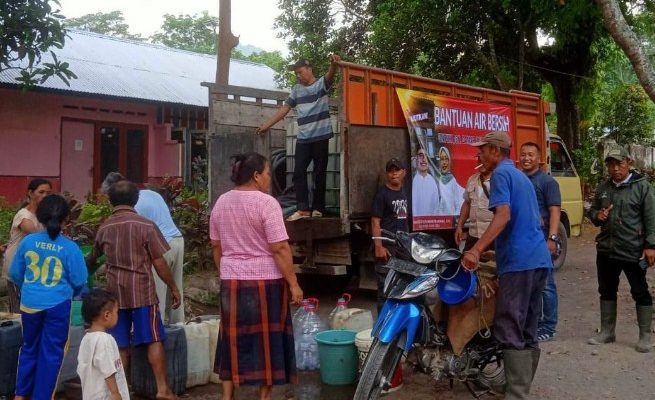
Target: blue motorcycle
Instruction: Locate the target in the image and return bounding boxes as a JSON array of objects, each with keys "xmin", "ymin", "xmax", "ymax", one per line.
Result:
[{"xmin": 354, "ymin": 230, "xmax": 504, "ymax": 399}]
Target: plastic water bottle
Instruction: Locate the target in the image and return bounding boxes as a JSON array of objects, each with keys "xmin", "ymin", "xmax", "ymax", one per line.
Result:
[
  {"xmin": 328, "ymin": 293, "xmax": 351, "ymax": 329},
  {"xmin": 293, "ymin": 299, "xmax": 311, "ymax": 329},
  {"xmin": 293, "ymin": 298, "xmax": 318, "ymax": 366},
  {"xmin": 297, "ymin": 303, "xmax": 325, "ymax": 370}
]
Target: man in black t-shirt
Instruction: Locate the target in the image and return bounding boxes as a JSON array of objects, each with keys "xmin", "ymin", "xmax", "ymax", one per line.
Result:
[{"xmin": 371, "ymin": 158, "xmax": 409, "ymax": 311}]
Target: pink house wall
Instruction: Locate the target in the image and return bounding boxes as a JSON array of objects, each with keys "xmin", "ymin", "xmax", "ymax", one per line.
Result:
[{"xmin": 0, "ymin": 88, "xmax": 181, "ymax": 204}]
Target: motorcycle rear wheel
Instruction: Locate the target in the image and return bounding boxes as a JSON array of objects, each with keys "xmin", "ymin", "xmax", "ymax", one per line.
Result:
[{"xmin": 353, "ymin": 337, "xmax": 403, "ymax": 400}]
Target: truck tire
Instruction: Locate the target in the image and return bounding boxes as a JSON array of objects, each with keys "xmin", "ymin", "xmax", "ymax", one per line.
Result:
[{"xmin": 553, "ymin": 222, "xmax": 568, "ymax": 270}]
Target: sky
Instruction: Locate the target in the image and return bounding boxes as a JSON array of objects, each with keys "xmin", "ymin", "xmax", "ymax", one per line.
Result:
[{"xmin": 57, "ymin": 0, "xmax": 288, "ymax": 54}]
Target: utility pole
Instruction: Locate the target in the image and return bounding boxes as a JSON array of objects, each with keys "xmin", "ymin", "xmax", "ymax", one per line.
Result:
[{"xmin": 215, "ymin": 0, "xmax": 239, "ymax": 85}]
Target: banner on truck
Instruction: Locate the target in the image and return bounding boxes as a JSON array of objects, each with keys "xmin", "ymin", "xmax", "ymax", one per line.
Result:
[{"xmin": 396, "ymin": 88, "xmax": 514, "ymax": 231}]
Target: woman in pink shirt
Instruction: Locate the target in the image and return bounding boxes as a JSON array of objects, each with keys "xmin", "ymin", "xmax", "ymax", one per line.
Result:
[{"xmin": 210, "ymin": 152, "xmax": 303, "ymax": 400}]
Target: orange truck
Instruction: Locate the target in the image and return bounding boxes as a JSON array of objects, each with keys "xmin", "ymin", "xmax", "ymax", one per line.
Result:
[{"xmin": 206, "ymin": 62, "xmax": 583, "ymax": 288}]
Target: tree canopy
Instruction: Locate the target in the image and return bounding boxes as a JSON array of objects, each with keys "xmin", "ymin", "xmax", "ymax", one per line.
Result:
[
  {"xmin": 151, "ymin": 11, "xmax": 218, "ymax": 55},
  {"xmin": 64, "ymin": 10, "xmax": 142, "ymax": 40},
  {"xmin": 276, "ymin": 0, "xmax": 609, "ymax": 150},
  {"xmin": 1, "ymin": 0, "xmax": 76, "ymax": 86}
]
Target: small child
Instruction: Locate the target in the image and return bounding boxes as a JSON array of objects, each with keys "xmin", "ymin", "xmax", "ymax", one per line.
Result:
[{"xmin": 78, "ymin": 289, "xmax": 130, "ymax": 400}]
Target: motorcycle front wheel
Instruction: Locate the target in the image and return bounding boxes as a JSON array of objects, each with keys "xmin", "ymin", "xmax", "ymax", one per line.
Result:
[{"xmin": 353, "ymin": 337, "xmax": 403, "ymax": 400}]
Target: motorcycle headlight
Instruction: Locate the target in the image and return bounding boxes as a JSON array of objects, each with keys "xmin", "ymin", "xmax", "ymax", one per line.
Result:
[
  {"xmin": 411, "ymin": 243, "xmax": 444, "ymax": 264},
  {"xmin": 395, "ymin": 272, "xmax": 439, "ymax": 299},
  {"xmin": 409, "ymin": 232, "xmax": 447, "ymax": 264}
]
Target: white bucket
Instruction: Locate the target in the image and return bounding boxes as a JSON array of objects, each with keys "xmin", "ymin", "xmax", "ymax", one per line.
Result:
[
  {"xmin": 175, "ymin": 322, "xmax": 211, "ymax": 388},
  {"xmin": 199, "ymin": 317, "xmax": 221, "ymax": 384},
  {"xmin": 355, "ymin": 328, "xmax": 373, "ymax": 372}
]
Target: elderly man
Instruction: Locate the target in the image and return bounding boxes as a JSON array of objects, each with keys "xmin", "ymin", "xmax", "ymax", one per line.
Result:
[
  {"xmin": 587, "ymin": 146, "xmax": 655, "ymax": 352},
  {"xmin": 91, "ymin": 180, "xmax": 180, "ymax": 400},
  {"xmin": 256, "ymin": 54, "xmax": 341, "ymax": 221},
  {"xmin": 462, "ymin": 131, "xmax": 552, "ymax": 399},
  {"xmin": 101, "ymin": 172, "xmax": 185, "ymax": 324}
]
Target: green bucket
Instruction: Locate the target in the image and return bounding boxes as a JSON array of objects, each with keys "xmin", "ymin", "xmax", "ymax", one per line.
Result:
[
  {"xmin": 315, "ymin": 330, "xmax": 358, "ymax": 385},
  {"xmin": 71, "ymin": 300, "xmax": 84, "ymax": 326}
]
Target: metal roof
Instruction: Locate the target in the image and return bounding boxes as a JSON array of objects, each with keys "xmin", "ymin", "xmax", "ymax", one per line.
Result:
[{"xmin": 0, "ymin": 30, "xmax": 280, "ymax": 107}]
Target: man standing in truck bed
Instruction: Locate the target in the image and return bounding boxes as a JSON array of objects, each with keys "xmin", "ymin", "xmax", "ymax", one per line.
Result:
[{"xmin": 256, "ymin": 54, "xmax": 341, "ymax": 221}]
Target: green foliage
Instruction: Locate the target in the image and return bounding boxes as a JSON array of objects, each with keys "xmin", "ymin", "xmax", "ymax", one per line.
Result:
[
  {"xmin": 150, "ymin": 177, "xmax": 212, "ymax": 273},
  {"xmin": 232, "ymin": 49, "xmax": 287, "ymax": 85},
  {"xmin": 0, "ymin": 198, "xmax": 17, "ymax": 245},
  {"xmin": 592, "ymin": 84, "xmax": 655, "ymax": 146},
  {"xmin": 64, "ymin": 10, "xmax": 142, "ymax": 40},
  {"xmin": 571, "ymin": 138, "xmax": 602, "ymax": 189},
  {"xmin": 151, "ymin": 11, "xmax": 218, "ymax": 55},
  {"xmin": 68, "ymin": 195, "xmax": 112, "ymax": 245},
  {"xmin": 275, "ymin": 0, "xmax": 371, "ymax": 86},
  {"xmin": 1, "ymin": 0, "xmax": 76, "ymax": 87}
]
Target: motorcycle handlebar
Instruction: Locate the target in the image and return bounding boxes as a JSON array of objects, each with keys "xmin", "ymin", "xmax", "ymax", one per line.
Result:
[{"xmin": 372, "ymin": 236, "xmax": 396, "ymax": 243}]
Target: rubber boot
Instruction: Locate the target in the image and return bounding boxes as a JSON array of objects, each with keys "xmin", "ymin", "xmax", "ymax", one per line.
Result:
[
  {"xmin": 530, "ymin": 348, "xmax": 541, "ymax": 380},
  {"xmin": 503, "ymin": 349, "xmax": 534, "ymax": 400},
  {"xmin": 587, "ymin": 300, "xmax": 616, "ymax": 345},
  {"xmin": 635, "ymin": 305, "xmax": 652, "ymax": 353}
]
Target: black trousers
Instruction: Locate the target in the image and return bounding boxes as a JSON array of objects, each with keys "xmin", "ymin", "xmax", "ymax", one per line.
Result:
[
  {"xmin": 493, "ymin": 268, "xmax": 548, "ymax": 350},
  {"xmin": 293, "ymin": 139, "xmax": 329, "ymax": 212},
  {"xmin": 597, "ymin": 253, "xmax": 652, "ymax": 306}
]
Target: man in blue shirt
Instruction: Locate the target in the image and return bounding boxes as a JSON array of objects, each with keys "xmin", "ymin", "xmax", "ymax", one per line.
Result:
[
  {"xmin": 520, "ymin": 142, "xmax": 562, "ymax": 343},
  {"xmin": 462, "ymin": 131, "xmax": 552, "ymax": 400},
  {"xmin": 256, "ymin": 54, "xmax": 341, "ymax": 221}
]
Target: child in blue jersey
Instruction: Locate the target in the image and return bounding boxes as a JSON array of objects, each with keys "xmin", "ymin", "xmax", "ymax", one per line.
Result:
[{"xmin": 9, "ymin": 194, "xmax": 88, "ymax": 400}]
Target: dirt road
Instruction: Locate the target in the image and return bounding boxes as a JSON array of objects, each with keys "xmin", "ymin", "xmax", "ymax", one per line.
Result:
[{"xmin": 172, "ymin": 223, "xmax": 655, "ymax": 399}]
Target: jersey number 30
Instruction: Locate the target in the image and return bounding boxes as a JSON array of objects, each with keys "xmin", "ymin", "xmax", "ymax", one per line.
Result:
[{"xmin": 24, "ymin": 250, "xmax": 63, "ymax": 287}]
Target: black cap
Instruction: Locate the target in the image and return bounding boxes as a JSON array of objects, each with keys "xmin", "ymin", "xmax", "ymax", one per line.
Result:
[
  {"xmin": 287, "ymin": 59, "xmax": 311, "ymax": 71},
  {"xmin": 386, "ymin": 158, "xmax": 405, "ymax": 171}
]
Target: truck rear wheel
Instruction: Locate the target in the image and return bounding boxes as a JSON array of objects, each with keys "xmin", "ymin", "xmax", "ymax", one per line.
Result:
[{"xmin": 553, "ymin": 222, "xmax": 568, "ymax": 270}]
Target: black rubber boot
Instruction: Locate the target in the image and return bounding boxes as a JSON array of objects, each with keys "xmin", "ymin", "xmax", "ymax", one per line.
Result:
[
  {"xmin": 503, "ymin": 349, "xmax": 534, "ymax": 400},
  {"xmin": 636, "ymin": 305, "xmax": 652, "ymax": 353},
  {"xmin": 530, "ymin": 348, "xmax": 541, "ymax": 380},
  {"xmin": 587, "ymin": 300, "xmax": 616, "ymax": 345}
]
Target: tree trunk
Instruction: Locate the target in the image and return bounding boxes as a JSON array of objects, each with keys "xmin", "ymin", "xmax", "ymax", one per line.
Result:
[
  {"xmin": 216, "ymin": 0, "xmax": 239, "ymax": 86},
  {"xmin": 548, "ymin": 75, "xmax": 581, "ymax": 151},
  {"xmin": 596, "ymin": 0, "xmax": 655, "ymax": 103}
]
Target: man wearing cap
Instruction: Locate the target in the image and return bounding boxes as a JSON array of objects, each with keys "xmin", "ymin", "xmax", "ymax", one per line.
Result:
[
  {"xmin": 256, "ymin": 54, "xmax": 342, "ymax": 221},
  {"xmin": 587, "ymin": 146, "xmax": 655, "ymax": 353},
  {"xmin": 461, "ymin": 131, "xmax": 552, "ymax": 399},
  {"xmin": 371, "ymin": 158, "xmax": 409, "ymax": 312}
]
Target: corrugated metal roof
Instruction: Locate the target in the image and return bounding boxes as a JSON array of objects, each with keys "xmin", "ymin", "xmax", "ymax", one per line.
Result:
[{"xmin": 0, "ymin": 30, "xmax": 280, "ymax": 107}]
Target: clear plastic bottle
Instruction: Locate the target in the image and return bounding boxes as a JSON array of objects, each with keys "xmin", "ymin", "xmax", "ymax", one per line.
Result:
[
  {"xmin": 328, "ymin": 293, "xmax": 352, "ymax": 329},
  {"xmin": 293, "ymin": 298, "xmax": 317, "ymax": 367},
  {"xmin": 297, "ymin": 302, "xmax": 325, "ymax": 370},
  {"xmin": 293, "ymin": 299, "xmax": 310, "ymax": 330}
]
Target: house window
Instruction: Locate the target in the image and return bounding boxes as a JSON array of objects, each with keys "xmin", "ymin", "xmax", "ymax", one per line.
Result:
[{"xmin": 95, "ymin": 123, "xmax": 148, "ymax": 188}]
